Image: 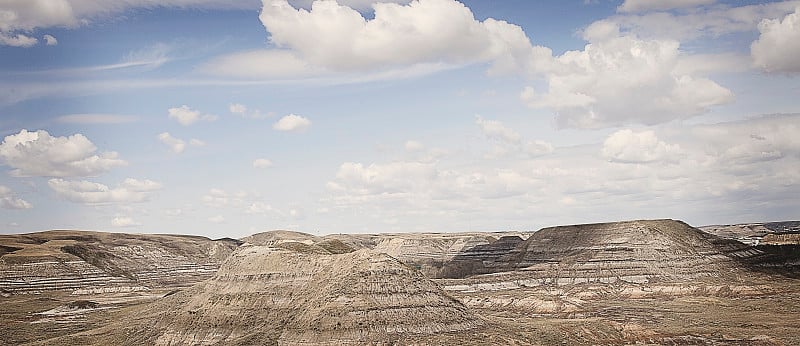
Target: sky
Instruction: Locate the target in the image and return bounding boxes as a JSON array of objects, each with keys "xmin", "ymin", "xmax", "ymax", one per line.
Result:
[{"xmin": 0, "ymin": 0, "xmax": 799, "ymax": 238}]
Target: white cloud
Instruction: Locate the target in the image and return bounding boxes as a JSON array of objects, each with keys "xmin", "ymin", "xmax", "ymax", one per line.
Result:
[
  {"xmin": 289, "ymin": 0, "xmax": 411, "ymax": 11},
  {"xmin": 751, "ymin": 7, "xmax": 800, "ymax": 73},
  {"xmin": 253, "ymin": 158, "xmax": 273, "ymax": 168},
  {"xmin": 602, "ymin": 129, "xmax": 681, "ymax": 163},
  {"xmin": 229, "ymin": 103, "xmax": 270, "ymax": 119},
  {"xmin": 167, "ymin": 105, "xmax": 217, "ymax": 126},
  {"xmin": 475, "ymin": 116, "xmax": 521, "ymax": 144},
  {"xmin": 0, "ymin": 0, "xmax": 257, "ymax": 46},
  {"xmin": 473, "ymin": 117, "xmax": 553, "ymax": 159},
  {"xmin": 203, "ymin": 50, "xmax": 323, "ymax": 79},
  {"xmin": 329, "ymin": 161, "xmax": 437, "ymax": 195},
  {"xmin": 327, "ymin": 160, "xmax": 544, "ymax": 205},
  {"xmin": 321, "ymin": 114, "xmax": 800, "ymax": 232},
  {"xmin": 273, "ymin": 114, "xmax": 311, "ymax": 132},
  {"xmin": 521, "ymin": 23, "xmax": 733, "ymax": 128},
  {"xmin": 606, "ymin": 2, "xmax": 799, "ymax": 41},
  {"xmin": 688, "ymin": 114, "xmax": 800, "ymax": 164},
  {"xmin": 617, "ymin": 0, "xmax": 715, "ymax": 13},
  {"xmin": 208, "ymin": 215, "xmax": 225, "ymax": 223},
  {"xmin": 0, "ymin": 32, "xmax": 38, "ymax": 47},
  {"xmin": 0, "ymin": 185, "xmax": 32, "ymax": 209},
  {"xmin": 525, "ymin": 140, "xmax": 554, "ymax": 157},
  {"xmin": 111, "ymin": 216, "xmax": 140, "ymax": 227},
  {"xmin": 157, "ymin": 132, "xmax": 185, "ymax": 153},
  {"xmin": 405, "ymin": 140, "xmax": 424, "ymax": 152},
  {"xmin": 57, "ymin": 114, "xmax": 138, "ymax": 124},
  {"xmin": 207, "ymin": 0, "xmax": 537, "ymax": 78},
  {"xmin": 673, "ymin": 53, "xmax": 751, "ymax": 76},
  {"xmin": 201, "ymin": 188, "xmax": 251, "ymax": 208},
  {"xmin": 48, "ymin": 178, "xmax": 162, "ymax": 205},
  {"xmin": 121, "ymin": 42, "xmax": 172, "ymax": 69},
  {"xmin": 246, "ymin": 201, "xmax": 275, "ymax": 214},
  {"xmin": 42, "ymin": 34, "xmax": 57, "ymax": 45},
  {"xmin": 157, "ymin": 133, "xmax": 205, "ymax": 153},
  {"xmin": 229, "ymin": 103, "xmax": 246, "ymax": 114},
  {"xmin": 0, "ymin": 129, "xmax": 127, "ymax": 177}
]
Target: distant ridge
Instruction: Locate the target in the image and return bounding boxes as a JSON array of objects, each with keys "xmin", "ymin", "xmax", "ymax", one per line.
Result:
[
  {"xmin": 0, "ymin": 230, "xmax": 239, "ymax": 293},
  {"xmin": 442, "ymin": 219, "xmax": 750, "ymax": 282}
]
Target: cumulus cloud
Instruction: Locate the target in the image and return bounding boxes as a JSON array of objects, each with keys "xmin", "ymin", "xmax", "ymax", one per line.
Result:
[
  {"xmin": 42, "ymin": 34, "xmax": 57, "ymax": 45},
  {"xmin": 476, "ymin": 116, "xmax": 521, "ymax": 144},
  {"xmin": 602, "ymin": 129, "xmax": 681, "ymax": 163},
  {"xmin": 0, "ymin": 185, "xmax": 32, "ymax": 209},
  {"xmin": 289, "ymin": 0, "xmax": 411, "ymax": 11},
  {"xmin": 688, "ymin": 113, "xmax": 800, "ymax": 164},
  {"xmin": 327, "ymin": 159, "xmax": 546, "ymax": 205},
  {"xmin": 474, "ymin": 117, "xmax": 553, "ymax": 159},
  {"xmin": 273, "ymin": 114, "xmax": 311, "ymax": 132},
  {"xmin": 207, "ymin": 0, "xmax": 538, "ymax": 78},
  {"xmin": 0, "ymin": 129, "xmax": 127, "ymax": 177},
  {"xmin": 322, "ymin": 114, "xmax": 800, "ymax": 232},
  {"xmin": 0, "ymin": 0, "xmax": 257, "ymax": 46},
  {"xmin": 328, "ymin": 161, "xmax": 438, "ymax": 196},
  {"xmin": 167, "ymin": 105, "xmax": 217, "ymax": 126},
  {"xmin": 253, "ymin": 158, "xmax": 273, "ymax": 168},
  {"xmin": 48, "ymin": 178, "xmax": 162, "ymax": 204},
  {"xmin": 521, "ymin": 22, "xmax": 733, "ymax": 128},
  {"xmin": 617, "ymin": 0, "xmax": 715, "ymax": 13},
  {"xmin": 111, "ymin": 216, "xmax": 140, "ymax": 227},
  {"xmin": 157, "ymin": 133, "xmax": 205, "ymax": 153},
  {"xmin": 157, "ymin": 133, "xmax": 185, "ymax": 153},
  {"xmin": 751, "ymin": 7, "xmax": 800, "ymax": 73},
  {"xmin": 229, "ymin": 103, "xmax": 270, "ymax": 119}
]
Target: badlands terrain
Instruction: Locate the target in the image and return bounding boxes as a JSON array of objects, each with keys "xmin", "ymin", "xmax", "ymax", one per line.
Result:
[{"xmin": 1, "ymin": 219, "xmax": 799, "ymax": 345}]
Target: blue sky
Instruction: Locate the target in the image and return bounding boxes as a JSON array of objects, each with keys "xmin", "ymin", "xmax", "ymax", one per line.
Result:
[{"xmin": 1, "ymin": 0, "xmax": 799, "ymax": 238}]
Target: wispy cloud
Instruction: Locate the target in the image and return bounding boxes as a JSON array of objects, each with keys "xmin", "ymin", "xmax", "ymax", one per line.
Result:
[{"xmin": 56, "ymin": 114, "xmax": 138, "ymax": 124}]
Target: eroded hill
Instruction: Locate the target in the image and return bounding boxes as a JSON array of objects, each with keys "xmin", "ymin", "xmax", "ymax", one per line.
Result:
[
  {"xmin": 3, "ymin": 220, "xmax": 800, "ymax": 345},
  {"xmin": 40, "ymin": 245, "xmax": 534, "ymax": 345},
  {"xmin": 0, "ymin": 231, "xmax": 240, "ymax": 294}
]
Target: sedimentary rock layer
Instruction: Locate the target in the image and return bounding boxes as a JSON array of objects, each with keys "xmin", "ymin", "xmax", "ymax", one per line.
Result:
[
  {"xmin": 65, "ymin": 245, "xmax": 494, "ymax": 345},
  {"xmin": 0, "ymin": 231, "xmax": 239, "ymax": 293}
]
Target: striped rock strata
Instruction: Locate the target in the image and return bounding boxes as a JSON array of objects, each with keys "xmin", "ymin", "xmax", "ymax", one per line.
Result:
[
  {"xmin": 0, "ymin": 231, "xmax": 239, "ymax": 294},
  {"xmin": 61, "ymin": 245, "xmax": 502, "ymax": 345}
]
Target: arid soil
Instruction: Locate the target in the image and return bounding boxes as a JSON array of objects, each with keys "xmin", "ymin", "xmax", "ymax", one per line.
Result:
[{"xmin": 1, "ymin": 220, "xmax": 799, "ymax": 345}]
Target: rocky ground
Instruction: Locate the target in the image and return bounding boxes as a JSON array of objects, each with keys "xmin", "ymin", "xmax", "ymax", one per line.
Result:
[{"xmin": 1, "ymin": 220, "xmax": 799, "ymax": 345}]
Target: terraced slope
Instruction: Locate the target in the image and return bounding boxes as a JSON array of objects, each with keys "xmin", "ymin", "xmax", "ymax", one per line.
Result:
[
  {"xmin": 324, "ymin": 231, "xmax": 530, "ymax": 277},
  {"xmin": 0, "ymin": 231, "xmax": 240, "ymax": 294},
  {"xmin": 437, "ymin": 220, "xmax": 760, "ymax": 309},
  {"xmin": 508, "ymin": 219, "xmax": 749, "ymax": 283},
  {"xmin": 52, "ymin": 245, "xmax": 510, "ymax": 345}
]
